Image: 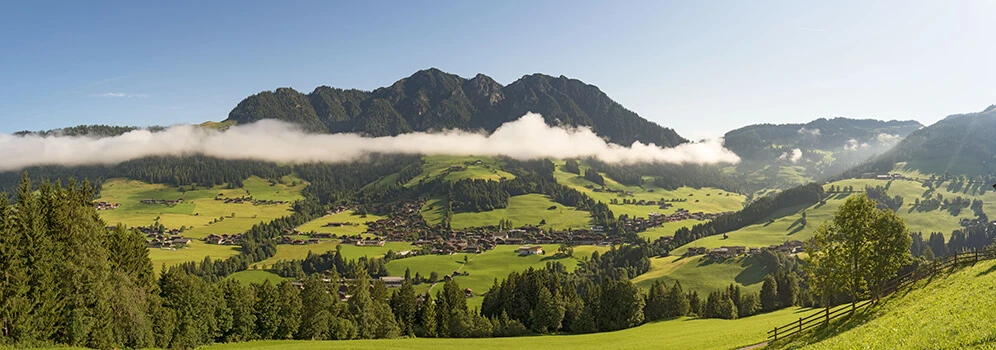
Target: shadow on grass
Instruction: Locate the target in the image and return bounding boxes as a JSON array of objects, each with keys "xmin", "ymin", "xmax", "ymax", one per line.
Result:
[
  {"xmin": 767, "ymin": 306, "xmax": 880, "ymax": 349},
  {"xmin": 734, "ymin": 256, "xmax": 767, "ymax": 286}
]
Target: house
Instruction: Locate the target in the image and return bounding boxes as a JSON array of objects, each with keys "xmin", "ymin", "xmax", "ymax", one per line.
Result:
[
  {"xmin": 380, "ymin": 276, "xmax": 404, "ymax": 288},
  {"xmin": 307, "ymin": 238, "xmax": 320, "ymax": 244},
  {"xmin": 517, "ymin": 245, "xmax": 544, "ymax": 255},
  {"xmin": 707, "ymin": 247, "xmax": 734, "ymax": 259},
  {"xmin": 685, "ymin": 247, "xmax": 707, "ymax": 255}
]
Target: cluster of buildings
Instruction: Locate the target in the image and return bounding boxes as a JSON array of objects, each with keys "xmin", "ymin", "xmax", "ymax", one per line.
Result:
[
  {"xmin": 139, "ymin": 198, "xmax": 184, "ymax": 206},
  {"xmin": 94, "ymin": 201, "xmax": 120, "ymax": 211},
  {"xmin": 685, "ymin": 240, "xmax": 805, "ymax": 260},
  {"xmin": 214, "ymin": 195, "xmax": 288, "ymax": 206},
  {"xmin": 859, "ymin": 173, "xmax": 906, "ymax": 180},
  {"xmin": 204, "ymin": 233, "xmax": 245, "ymax": 245},
  {"xmin": 621, "ymin": 209, "xmax": 732, "ymax": 233}
]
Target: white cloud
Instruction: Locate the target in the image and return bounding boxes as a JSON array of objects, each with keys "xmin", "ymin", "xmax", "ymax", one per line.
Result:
[
  {"xmin": 798, "ymin": 127, "xmax": 821, "ymax": 136},
  {"xmin": 90, "ymin": 92, "xmax": 150, "ymax": 98},
  {"xmin": 844, "ymin": 138, "xmax": 871, "ymax": 150},
  {"xmin": 876, "ymin": 133, "xmax": 901, "ymax": 145},
  {"xmin": 0, "ymin": 113, "xmax": 740, "ymax": 171},
  {"xmin": 777, "ymin": 148, "xmax": 803, "ymax": 163}
]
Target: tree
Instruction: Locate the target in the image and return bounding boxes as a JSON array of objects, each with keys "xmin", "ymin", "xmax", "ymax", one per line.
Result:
[
  {"xmin": 806, "ymin": 194, "xmax": 912, "ymax": 308},
  {"xmin": 775, "ymin": 272, "xmax": 798, "ymax": 308},
  {"xmin": 532, "ymin": 286, "xmax": 565, "ymax": 333},
  {"xmin": 297, "ymin": 276, "xmax": 332, "ymax": 340},
  {"xmin": 643, "ymin": 280, "xmax": 668, "ymax": 321},
  {"xmin": 738, "ymin": 292, "xmax": 761, "ymax": 318},
  {"xmin": 252, "ymin": 280, "xmax": 281, "ymax": 339},
  {"xmin": 390, "ymin": 279, "xmax": 417, "ymax": 336},
  {"xmin": 274, "ymin": 281, "xmax": 302, "ymax": 339},
  {"xmin": 664, "ymin": 281, "xmax": 690, "ymax": 318},
  {"xmin": 217, "ymin": 279, "xmax": 256, "ymax": 342},
  {"xmin": 760, "ymin": 275, "xmax": 779, "ymax": 312}
]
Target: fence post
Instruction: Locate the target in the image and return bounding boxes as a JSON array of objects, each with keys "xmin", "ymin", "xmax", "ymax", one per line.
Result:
[
  {"xmin": 976, "ymin": 250, "xmax": 979, "ymax": 264},
  {"xmin": 825, "ymin": 306, "xmax": 829, "ymax": 325},
  {"xmin": 798, "ymin": 317, "xmax": 803, "ymax": 334},
  {"xmin": 773, "ymin": 327, "xmax": 778, "ymax": 341}
]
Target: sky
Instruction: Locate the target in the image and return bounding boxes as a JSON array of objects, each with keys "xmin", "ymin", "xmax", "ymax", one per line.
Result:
[{"xmin": 2, "ymin": 0, "xmax": 995, "ymax": 139}]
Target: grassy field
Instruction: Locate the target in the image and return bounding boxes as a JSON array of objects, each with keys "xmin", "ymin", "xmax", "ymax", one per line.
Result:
[
  {"xmin": 631, "ymin": 255, "xmax": 767, "ymax": 295},
  {"xmin": 404, "ymin": 155, "xmax": 516, "ymax": 185},
  {"xmin": 772, "ymin": 260, "xmax": 996, "ymax": 349},
  {"xmin": 202, "ymin": 306, "xmax": 813, "ymax": 350},
  {"xmin": 385, "ymin": 245, "xmax": 608, "ymax": 309},
  {"xmin": 295, "ymin": 210, "xmax": 387, "ymax": 237},
  {"xmin": 148, "ymin": 241, "xmax": 242, "ymax": 273},
  {"xmin": 422, "ymin": 194, "xmax": 593, "ymax": 230},
  {"xmin": 551, "ymin": 161, "xmax": 745, "ymax": 219},
  {"xmin": 98, "ymin": 176, "xmax": 305, "ymax": 240},
  {"xmin": 97, "ymin": 176, "xmax": 306, "ymax": 270}
]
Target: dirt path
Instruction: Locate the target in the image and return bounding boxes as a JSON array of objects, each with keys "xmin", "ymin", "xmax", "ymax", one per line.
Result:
[
  {"xmin": 736, "ymin": 342, "xmax": 768, "ymax": 350},
  {"xmin": 426, "ymin": 256, "xmax": 472, "ymax": 293}
]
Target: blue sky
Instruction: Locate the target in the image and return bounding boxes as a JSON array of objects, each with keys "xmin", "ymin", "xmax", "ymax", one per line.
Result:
[{"xmin": 2, "ymin": 0, "xmax": 995, "ymax": 138}]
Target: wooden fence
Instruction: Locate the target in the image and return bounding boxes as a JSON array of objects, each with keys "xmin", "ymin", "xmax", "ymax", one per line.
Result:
[{"xmin": 767, "ymin": 247, "xmax": 996, "ymax": 342}]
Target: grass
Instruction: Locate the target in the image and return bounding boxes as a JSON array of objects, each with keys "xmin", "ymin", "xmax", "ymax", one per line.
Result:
[
  {"xmin": 97, "ymin": 176, "xmax": 306, "ymax": 270},
  {"xmin": 202, "ymin": 306, "xmax": 814, "ymax": 350},
  {"xmin": 631, "ymin": 255, "xmax": 768, "ymax": 295},
  {"xmin": 551, "ymin": 160, "xmax": 745, "ymax": 219},
  {"xmin": 385, "ymin": 245, "xmax": 605, "ymax": 310},
  {"xmin": 422, "ymin": 194, "xmax": 593, "ymax": 230},
  {"xmin": 771, "ymin": 260, "xmax": 996, "ymax": 349},
  {"xmin": 405, "ymin": 155, "xmax": 516, "ymax": 185},
  {"xmin": 225, "ymin": 269, "xmax": 291, "ymax": 285},
  {"xmin": 148, "ymin": 241, "xmax": 242, "ymax": 273},
  {"xmin": 295, "ymin": 210, "xmax": 388, "ymax": 237}
]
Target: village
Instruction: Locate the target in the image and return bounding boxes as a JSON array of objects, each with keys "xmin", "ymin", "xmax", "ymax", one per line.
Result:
[
  {"xmin": 621, "ymin": 209, "xmax": 734, "ymax": 233},
  {"xmin": 136, "ymin": 225, "xmax": 193, "ymax": 249},
  {"xmin": 139, "ymin": 198, "xmax": 185, "ymax": 206},
  {"xmin": 214, "ymin": 195, "xmax": 288, "ymax": 206},
  {"xmin": 683, "ymin": 240, "xmax": 805, "ymax": 260}
]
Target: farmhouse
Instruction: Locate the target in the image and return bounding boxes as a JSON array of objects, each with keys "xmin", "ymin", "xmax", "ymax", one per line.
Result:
[
  {"xmin": 380, "ymin": 276, "xmax": 404, "ymax": 288},
  {"xmin": 517, "ymin": 245, "xmax": 544, "ymax": 255},
  {"xmin": 685, "ymin": 247, "xmax": 707, "ymax": 256}
]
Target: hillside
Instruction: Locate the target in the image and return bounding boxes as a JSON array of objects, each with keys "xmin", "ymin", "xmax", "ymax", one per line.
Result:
[
  {"xmin": 771, "ymin": 259, "xmax": 996, "ymax": 349},
  {"xmin": 225, "ymin": 68, "xmax": 687, "ymax": 148},
  {"xmin": 723, "ymin": 118, "xmax": 922, "ymax": 192},
  {"xmin": 201, "ymin": 306, "xmax": 813, "ymax": 350},
  {"xmin": 846, "ymin": 105, "xmax": 996, "ymax": 177}
]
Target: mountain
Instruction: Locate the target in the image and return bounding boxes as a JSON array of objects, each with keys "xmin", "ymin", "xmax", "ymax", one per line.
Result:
[
  {"xmin": 845, "ymin": 105, "xmax": 996, "ymax": 177},
  {"xmin": 722, "ymin": 118, "xmax": 923, "ymax": 192},
  {"xmin": 723, "ymin": 117, "xmax": 923, "ymax": 161},
  {"xmin": 225, "ymin": 68, "xmax": 687, "ymax": 147}
]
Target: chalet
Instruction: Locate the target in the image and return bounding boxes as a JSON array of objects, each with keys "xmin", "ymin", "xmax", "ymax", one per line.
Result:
[
  {"xmin": 722, "ymin": 246, "xmax": 747, "ymax": 255},
  {"xmin": 465, "ymin": 288, "xmax": 473, "ymax": 297},
  {"xmin": 380, "ymin": 276, "xmax": 404, "ymax": 288},
  {"xmin": 517, "ymin": 245, "xmax": 544, "ymax": 255},
  {"xmin": 685, "ymin": 247, "xmax": 707, "ymax": 256},
  {"xmin": 707, "ymin": 247, "xmax": 734, "ymax": 259},
  {"xmin": 312, "ymin": 233, "xmax": 333, "ymax": 238},
  {"xmin": 172, "ymin": 238, "xmax": 192, "ymax": 246},
  {"xmin": 307, "ymin": 238, "xmax": 320, "ymax": 244},
  {"xmin": 355, "ymin": 240, "xmax": 386, "ymax": 247}
]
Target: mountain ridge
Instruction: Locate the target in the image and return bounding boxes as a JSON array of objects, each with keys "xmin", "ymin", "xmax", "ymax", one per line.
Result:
[{"xmin": 224, "ymin": 68, "xmax": 688, "ymax": 148}]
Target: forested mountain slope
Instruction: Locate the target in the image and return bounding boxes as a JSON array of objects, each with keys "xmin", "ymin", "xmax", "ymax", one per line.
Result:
[
  {"xmin": 844, "ymin": 105, "xmax": 996, "ymax": 177},
  {"xmin": 225, "ymin": 68, "xmax": 687, "ymax": 147}
]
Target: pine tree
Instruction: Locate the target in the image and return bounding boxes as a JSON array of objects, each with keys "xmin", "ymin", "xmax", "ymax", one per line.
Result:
[
  {"xmin": 297, "ymin": 276, "xmax": 332, "ymax": 340},
  {"xmin": 390, "ymin": 279, "xmax": 417, "ymax": 336},
  {"xmin": 532, "ymin": 286, "xmax": 565, "ymax": 333},
  {"xmin": 760, "ymin": 275, "xmax": 779, "ymax": 312},
  {"xmin": 252, "ymin": 280, "xmax": 281, "ymax": 339},
  {"xmin": 643, "ymin": 280, "xmax": 667, "ymax": 321},
  {"xmin": 665, "ymin": 281, "xmax": 689, "ymax": 317},
  {"xmin": 217, "ymin": 279, "xmax": 256, "ymax": 342},
  {"xmin": 414, "ymin": 293, "xmax": 437, "ymax": 337},
  {"xmin": 275, "ymin": 281, "xmax": 302, "ymax": 339}
]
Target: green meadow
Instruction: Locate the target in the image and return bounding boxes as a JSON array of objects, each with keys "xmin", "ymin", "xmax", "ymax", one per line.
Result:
[
  {"xmin": 385, "ymin": 245, "xmax": 609, "ymax": 309},
  {"xmin": 551, "ymin": 160, "xmax": 745, "ymax": 219},
  {"xmin": 773, "ymin": 260, "xmax": 996, "ymax": 349},
  {"xmin": 421, "ymin": 194, "xmax": 593, "ymax": 230},
  {"xmin": 97, "ymin": 176, "xmax": 306, "ymax": 270},
  {"xmin": 631, "ymin": 255, "xmax": 767, "ymax": 295},
  {"xmin": 224, "ymin": 269, "xmax": 291, "ymax": 285},
  {"xmin": 295, "ymin": 210, "xmax": 387, "ymax": 237},
  {"xmin": 404, "ymin": 155, "xmax": 516, "ymax": 185},
  {"xmin": 202, "ymin": 306, "xmax": 813, "ymax": 350}
]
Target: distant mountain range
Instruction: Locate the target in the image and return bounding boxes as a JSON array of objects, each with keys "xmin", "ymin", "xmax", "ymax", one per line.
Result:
[
  {"xmin": 225, "ymin": 68, "xmax": 687, "ymax": 148},
  {"xmin": 846, "ymin": 105, "xmax": 996, "ymax": 177},
  {"xmin": 723, "ymin": 118, "xmax": 923, "ymax": 161}
]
